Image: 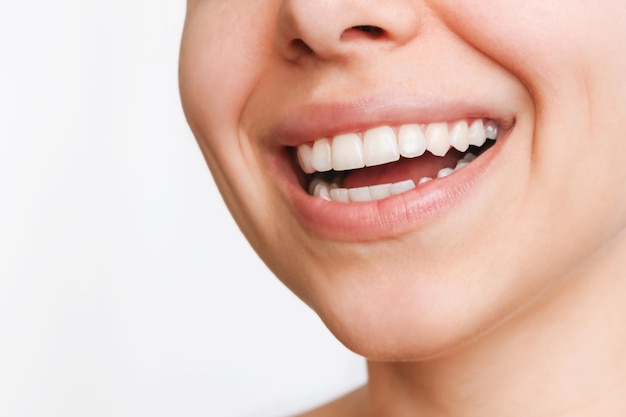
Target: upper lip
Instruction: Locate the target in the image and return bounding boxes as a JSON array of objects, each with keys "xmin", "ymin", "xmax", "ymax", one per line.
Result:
[{"xmin": 266, "ymin": 93, "xmax": 516, "ymax": 148}]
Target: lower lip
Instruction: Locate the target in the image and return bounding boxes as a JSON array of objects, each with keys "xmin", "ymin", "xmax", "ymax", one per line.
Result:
[{"xmin": 279, "ymin": 137, "xmax": 506, "ymax": 242}]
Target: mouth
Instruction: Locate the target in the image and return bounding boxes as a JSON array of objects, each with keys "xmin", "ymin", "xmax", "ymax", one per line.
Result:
[{"xmin": 295, "ymin": 118, "xmax": 500, "ymax": 203}]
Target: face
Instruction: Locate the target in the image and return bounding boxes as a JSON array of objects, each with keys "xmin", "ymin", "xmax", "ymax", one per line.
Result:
[{"xmin": 179, "ymin": 0, "xmax": 626, "ymax": 360}]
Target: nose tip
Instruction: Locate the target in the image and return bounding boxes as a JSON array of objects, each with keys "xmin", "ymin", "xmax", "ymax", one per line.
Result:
[{"xmin": 276, "ymin": 0, "xmax": 421, "ymax": 62}]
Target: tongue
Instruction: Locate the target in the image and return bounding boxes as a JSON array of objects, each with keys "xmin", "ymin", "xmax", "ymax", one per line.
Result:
[{"xmin": 342, "ymin": 152, "xmax": 461, "ymax": 189}]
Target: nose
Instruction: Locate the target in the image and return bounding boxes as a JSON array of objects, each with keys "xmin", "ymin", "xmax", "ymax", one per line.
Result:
[{"xmin": 275, "ymin": 0, "xmax": 422, "ymax": 62}]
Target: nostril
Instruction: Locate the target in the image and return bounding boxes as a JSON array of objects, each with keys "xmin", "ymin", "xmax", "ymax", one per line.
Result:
[
  {"xmin": 352, "ymin": 25, "xmax": 385, "ymax": 37},
  {"xmin": 341, "ymin": 25, "xmax": 387, "ymax": 42}
]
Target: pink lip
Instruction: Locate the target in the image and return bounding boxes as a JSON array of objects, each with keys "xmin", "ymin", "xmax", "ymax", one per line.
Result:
[
  {"xmin": 268, "ymin": 94, "xmax": 514, "ymax": 147},
  {"xmin": 265, "ymin": 95, "xmax": 515, "ymax": 241}
]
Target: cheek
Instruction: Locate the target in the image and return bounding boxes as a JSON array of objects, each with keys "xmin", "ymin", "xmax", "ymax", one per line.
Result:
[
  {"xmin": 179, "ymin": 1, "xmax": 279, "ymax": 133},
  {"xmin": 437, "ymin": 0, "xmax": 626, "ymax": 198},
  {"xmin": 179, "ymin": 2, "xmax": 294, "ymax": 251},
  {"xmin": 433, "ymin": 1, "xmax": 618, "ymax": 96}
]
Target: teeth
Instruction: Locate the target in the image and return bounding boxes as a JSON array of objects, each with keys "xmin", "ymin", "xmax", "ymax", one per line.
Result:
[
  {"xmin": 424, "ymin": 122, "xmax": 450, "ymax": 157},
  {"xmin": 311, "ymin": 152, "xmax": 479, "ymax": 203},
  {"xmin": 297, "ymin": 118, "xmax": 499, "ymax": 202},
  {"xmin": 348, "ymin": 186, "xmax": 373, "ymax": 202},
  {"xmin": 310, "ymin": 150, "xmax": 479, "ymax": 203},
  {"xmin": 298, "ymin": 118, "xmax": 498, "ymax": 174},
  {"xmin": 363, "ymin": 126, "xmax": 400, "ymax": 167},
  {"xmin": 312, "ymin": 138, "xmax": 332, "ymax": 172},
  {"xmin": 455, "ymin": 161, "xmax": 469, "ymax": 170},
  {"xmin": 485, "ymin": 120, "xmax": 498, "ymax": 140},
  {"xmin": 437, "ymin": 167, "xmax": 454, "ymax": 178},
  {"xmin": 308, "ymin": 178, "xmax": 329, "ymax": 197},
  {"xmin": 315, "ymin": 179, "xmax": 418, "ymax": 203},
  {"xmin": 297, "ymin": 143, "xmax": 316, "ymax": 174},
  {"xmin": 449, "ymin": 120, "xmax": 470, "ymax": 152},
  {"xmin": 369, "ymin": 183, "xmax": 393, "ymax": 200},
  {"xmin": 398, "ymin": 124, "xmax": 427, "ymax": 158},
  {"xmin": 390, "ymin": 180, "xmax": 416, "ymax": 195},
  {"xmin": 468, "ymin": 119, "xmax": 487, "ymax": 147},
  {"xmin": 332, "ymin": 133, "xmax": 365, "ymax": 171},
  {"xmin": 329, "ymin": 187, "xmax": 350, "ymax": 203}
]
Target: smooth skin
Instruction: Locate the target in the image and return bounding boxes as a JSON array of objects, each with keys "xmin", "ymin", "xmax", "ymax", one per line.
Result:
[{"xmin": 179, "ymin": 1, "xmax": 626, "ymax": 416}]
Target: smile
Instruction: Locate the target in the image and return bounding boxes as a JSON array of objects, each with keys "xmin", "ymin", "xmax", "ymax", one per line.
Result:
[{"xmin": 296, "ymin": 118, "xmax": 499, "ymax": 203}]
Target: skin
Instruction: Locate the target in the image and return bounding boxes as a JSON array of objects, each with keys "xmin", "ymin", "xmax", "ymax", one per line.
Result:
[{"xmin": 179, "ymin": 1, "xmax": 626, "ymax": 416}]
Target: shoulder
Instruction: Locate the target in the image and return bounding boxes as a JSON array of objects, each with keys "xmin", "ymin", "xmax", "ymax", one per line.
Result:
[{"xmin": 292, "ymin": 386, "xmax": 366, "ymax": 417}]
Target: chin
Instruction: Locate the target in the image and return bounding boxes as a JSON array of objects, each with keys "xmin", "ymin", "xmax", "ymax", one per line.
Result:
[{"xmin": 293, "ymin": 259, "xmax": 525, "ymax": 362}]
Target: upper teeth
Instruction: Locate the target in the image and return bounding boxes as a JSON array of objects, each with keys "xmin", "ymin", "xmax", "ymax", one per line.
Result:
[{"xmin": 297, "ymin": 118, "xmax": 498, "ymax": 174}]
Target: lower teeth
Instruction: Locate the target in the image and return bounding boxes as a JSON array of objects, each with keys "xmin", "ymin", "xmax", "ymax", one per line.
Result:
[{"xmin": 309, "ymin": 152, "xmax": 479, "ymax": 203}]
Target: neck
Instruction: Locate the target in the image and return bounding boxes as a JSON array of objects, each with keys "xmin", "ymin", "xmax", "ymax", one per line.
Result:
[{"xmin": 364, "ymin": 230, "xmax": 626, "ymax": 417}]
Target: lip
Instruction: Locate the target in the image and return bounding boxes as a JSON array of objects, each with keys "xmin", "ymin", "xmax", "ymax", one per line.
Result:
[
  {"xmin": 267, "ymin": 93, "xmax": 515, "ymax": 147},
  {"xmin": 264, "ymin": 95, "xmax": 515, "ymax": 241}
]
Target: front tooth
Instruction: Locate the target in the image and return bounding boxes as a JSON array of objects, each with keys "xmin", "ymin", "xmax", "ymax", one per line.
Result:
[
  {"xmin": 468, "ymin": 120, "xmax": 487, "ymax": 147},
  {"xmin": 312, "ymin": 138, "xmax": 332, "ymax": 172},
  {"xmin": 398, "ymin": 124, "xmax": 427, "ymax": 158},
  {"xmin": 297, "ymin": 144, "xmax": 316, "ymax": 174},
  {"xmin": 449, "ymin": 120, "xmax": 470, "ymax": 152},
  {"xmin": 418, "ymin": 177, "xmax": 432, "ymax": 185},
  {"xmin": 332, "ymin": 133, "xmax": 365, "ymax": 171},
  {"xmin": 363, "ymin": 126, "xmax": 400, "ymax": 167},
  {"xmin": 348, "ymin": 186, "xmax": 372, "ymax": 202},
  {"xmin": 369, "ymin": 183, "xmax": 392, "ymax": 200},
  {"xmin": 425, "ymin": 122, "xmax": 450, "ymax": 156},
  {"xmin": 485, "ymin": 120, "xmax": 498, "ymax": 140}
]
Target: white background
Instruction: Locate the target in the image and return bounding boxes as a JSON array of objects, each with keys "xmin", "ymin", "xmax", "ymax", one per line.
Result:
[{"xmin": 0, "ymin": 1, "xmax": 366, "ymax": 416}]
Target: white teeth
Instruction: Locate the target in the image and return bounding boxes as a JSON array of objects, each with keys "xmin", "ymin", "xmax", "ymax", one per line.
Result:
[
  {"xmin": 369, "ymin": 183, "xmax": 393, "ymax": 200},
  {"xmin": 437, "ymin": 167, "xmax": 454, "ymax": 178},
  {"xmin": 314, "ymin": 179, "xmax": 418, "ymax": 203},
  {"xmin": 297, "ymin": 143, "xmax": 316, "ymax": 174},
  {"xmin": 298, "ymin": 118, "xmax": 498, "ymax": 174},
  {"xmin": 398, "ymin": 124, "xmax": 426, "ymax": 158},
  {"xmin": 308, "ymin": 178, "xmax": 328, "ymax": 196},
  {"xmin": 310, "ymin": 180, "xmax": 332, "ymax": 201},
  {"xmin": 485, "ymin": 120, "xmax": 498, "ymax": 140},
  {"xmin": 455, "ymin": 160, "xmax": 469, "ymax": 171},
  {"xmin": 363, "ymin": 126, "xmax": 400, "ymax": 167},
  {"xmin": 332, "ymin": 133, "xmax": 365, "ymax": 171},
  {"xmin": 424, "ymin": 122, "xmax": 450, "ymax": 157},
  {"xmin": 318, "ymin": 188, "xmax": 331, "ymax": 200},
  {"xmin": 449, "ymin": 120, "xmax": 470, "ymax": 152},
  {"xmin": 390, "ymin": 180, "xmax": 416, "ymax": 195},
  {"xmin": 310, "ymin": 152, "xmax": 478, "ymax": 202},
  {"xmin": 348, "ymin": 186, "xmax": 372, "ymax": 202},
  {"xmin": 468, "ymin": 119, "xmax": 487, "ymax": 147},
  {"xmin": 452, "ymin": 152, "xmax": 477, "ymax": 173},
  {"xmin": 329, "ymin": 187, "xmax": 350, "ymax": 203},
  {"xmin": 312, "ymin": 138, "xmax": 332, "ymax": 172},
  {"xmin": 298, "ymin": 118, "xmax": 499, "ymax": 202}
]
